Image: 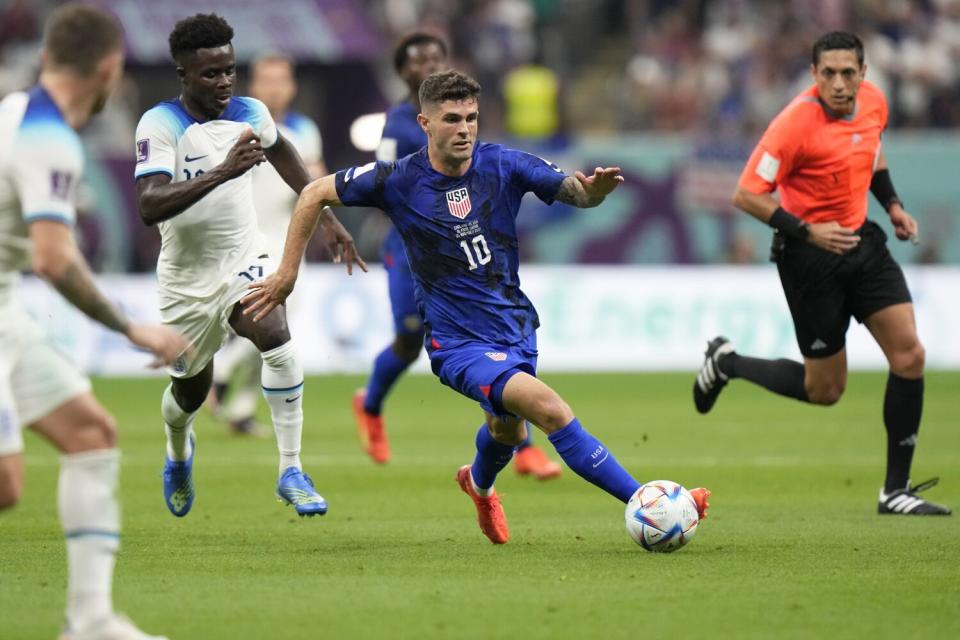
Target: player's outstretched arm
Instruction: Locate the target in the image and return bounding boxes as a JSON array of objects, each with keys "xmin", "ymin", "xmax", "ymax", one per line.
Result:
[
  {"xmin": 554, "ymin": 167, "xmax": 624, "ymax": 208},
  {"xmin": 243, "ymin": 174, "xmax": 365, "ymax": 322},
  {"xmin": 136, "ymin": 128, "xmax": 266, "ymax": 225},
  {"xmin": 29, "ymin": 221, "xmax": 189, "ymax": 366}
]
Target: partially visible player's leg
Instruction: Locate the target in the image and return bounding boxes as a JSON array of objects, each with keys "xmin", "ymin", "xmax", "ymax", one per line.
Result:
[
  {"xmin": 0, "ymin": 371, "xmax": 26, "ymax": 509},
  {"xmin": 355, "ymin": 243, "xmax": 423, "ymax": 463},
  {"xmin": 161, "ymin": 364, "xmax": 211, "ymax": 518},
  {"xmin": 0, "ymin": 453, "xmax": 24, "ymax": 509},
  {"xmin": 355, "ymin": 332, "xmax": 421, "ymax": 463},
  {"xmin": 30, "ymin": 395, "xmax": 120, "ymax": 635},
  {"xmin": 500, "ymin": 371, "xmax": 641, "ymax": 503},
  {"xmin": 230, "ymin": 302, "xmax": 326, "ymax": 516},
  {"xmin": 208, "ymin": 334, "xmax": 264, "ymax": 435}
]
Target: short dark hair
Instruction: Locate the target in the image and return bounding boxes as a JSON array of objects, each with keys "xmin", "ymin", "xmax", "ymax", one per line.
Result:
[
  {"xmin": 43, "ymin": 3, "xmax": 123, "ymax": 76},
  {"xmin": 393, "ymin": 32, "xmax": 447, "ymax": 74},
  {"xmin": 419, "ymin": 70, "xmax": 481, "ymax": 108},
  {"xmin": 168, "ymin": 13, "xmax": 234, "ymax": 62},
  {"xmin": 812, "ymin": 31, "xmax": 864, "ymax": 67}
]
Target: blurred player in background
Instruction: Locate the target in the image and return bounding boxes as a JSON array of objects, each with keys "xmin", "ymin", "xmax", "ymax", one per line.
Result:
[
  {"xmin": 694, "ymin": 32, "xmax": 949, "ymax": 516},
  {"xmin": 245, "ymin": 70, "xmax": 709, "ymax": 544},
  {"xmin": 0, "ymin": 5, "xmax": 186, "ymax": 639},
  {"xmin": 353, "ymin": 33, "xmax": 561, "ymax": 478},
  {"xmin": 134, "ymin": 13, "xmax": 363, "ymax": 519},
  {"xmin": 206, "ymin": 53, "xmax": 327, "ymax": 436}
]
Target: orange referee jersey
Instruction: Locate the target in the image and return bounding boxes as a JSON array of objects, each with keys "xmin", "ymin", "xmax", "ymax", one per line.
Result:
[{"xmin": 738, "ymin": 80, "xmax": 888, "ymax": 229}]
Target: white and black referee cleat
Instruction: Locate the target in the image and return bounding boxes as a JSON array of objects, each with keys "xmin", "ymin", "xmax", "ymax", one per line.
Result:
[
  {"xmin": 878, "ymin": 478, "xmax": 952, "ymax": 516},
  {"xmin": 693, "ymin": 336, "xmax": 735, "ymax": 414}
]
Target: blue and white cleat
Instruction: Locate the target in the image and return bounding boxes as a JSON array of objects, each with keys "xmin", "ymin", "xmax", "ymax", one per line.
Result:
[
  {"xmin": 162, "ymin": 434, "xmax": 195, "ymax": 517},
  {"xmin": 276, "ymin": 467, "xmax": 328, "ymax": 517}
]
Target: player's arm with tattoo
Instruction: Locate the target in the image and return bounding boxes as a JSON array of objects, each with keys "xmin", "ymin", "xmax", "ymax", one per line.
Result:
[
  {"xmin": 554, "ymin": 167, "xmax": 624, "ymax": 208},
  {"xmin": 29, "ymin": 220, "xmax": 188, "ymax": 364}
]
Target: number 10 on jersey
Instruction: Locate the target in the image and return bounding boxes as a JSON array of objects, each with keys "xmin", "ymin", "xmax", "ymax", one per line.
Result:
[{"xmin": 460, "ymin": 234, "xmax": 492, "ymax": 270}]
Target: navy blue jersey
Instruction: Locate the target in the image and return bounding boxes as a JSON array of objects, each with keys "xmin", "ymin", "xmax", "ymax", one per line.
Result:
[
  {"xmin": 376, "ymin": 101, "xmax": 426, "ymax": 162},
  {"xmin": 337, "ymin": 142, "xmax": 567, "ymax": 347}
]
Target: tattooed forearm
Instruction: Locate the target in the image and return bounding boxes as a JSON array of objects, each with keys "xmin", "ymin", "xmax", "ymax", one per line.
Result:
[
  {"xmin": 49, "ymin": 260, "xmax": 130, "ymax": 334},
  {"xmin": 555, "ymin": 176, "xmax": 605, "ymax": 208}
]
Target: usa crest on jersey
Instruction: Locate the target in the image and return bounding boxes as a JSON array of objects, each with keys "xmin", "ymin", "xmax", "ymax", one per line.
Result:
[{"xmin": 445, "ymin": 187, "xmax": 471, "ymax": 219}]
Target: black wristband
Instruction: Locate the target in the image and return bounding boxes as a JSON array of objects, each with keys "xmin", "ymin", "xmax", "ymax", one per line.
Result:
[
  {"xmin": 870, "ymin": 168, "xmax": 902, "ymax": 212},
  {"xmin": 768, "ymin": 207, "xmax": 809, "ymax": 240}
]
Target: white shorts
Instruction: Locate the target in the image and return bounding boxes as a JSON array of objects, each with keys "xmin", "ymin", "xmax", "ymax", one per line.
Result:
[
  {"xmin": 160, "ymin": 250, "xmax": 275, "ymax": 379},
  {"xmin": 0, "ymin": 306, "xmax": 92, "ymax": 456}
]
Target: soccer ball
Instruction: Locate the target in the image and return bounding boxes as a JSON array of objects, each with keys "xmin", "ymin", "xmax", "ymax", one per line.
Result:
[{"xmin": 625, "ymin": 480, "xmax": 699, "ymax": 552}]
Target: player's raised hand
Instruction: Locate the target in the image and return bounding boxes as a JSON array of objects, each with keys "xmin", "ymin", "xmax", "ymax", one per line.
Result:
[
  {"xmin": 241, "ymin": 272, "xmax": 295, "ymax": 322},
  {"xmin": 575, "ymin": 166, "xmax": 624, "ymax": 199},
  {"xmin": 125, "ymin": 323, "xmax": 191, "ymax": 368},
  {"xmin": 888, "ymin": 203, "xmax": 920, "ymax": 245},
  {"xmin": 221, "ymin": 127, "xmax": 265, "ymax": 179},
  {"xmin": 317, "ymin": 207, "xmax": 368, "ymax": 275},
  {"xmin": 807, "ymin": 221, "xmax": 861, "ymax": 255}
]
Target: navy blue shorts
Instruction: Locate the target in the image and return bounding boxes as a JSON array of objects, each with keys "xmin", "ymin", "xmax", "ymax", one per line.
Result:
[
  {"xmin": 382, "ymin": 227, "xmax": 423, "ymax": 337},
  {"xmin": 427, "ymin": 332, "xmax": 538, "ymax": 417}
]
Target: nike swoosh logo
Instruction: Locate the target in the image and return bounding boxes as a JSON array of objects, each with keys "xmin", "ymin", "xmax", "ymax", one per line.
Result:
[
  {"xmin": 591, "ymin": 451, "xmax": 609, "ymax": 468},
  {"xmin": 184, "ymin": 154, "xmax": 208, "ymax": 162},
  {"xmin": 285, "ymin": 395, "xmax": 302, "ymax": 403}
]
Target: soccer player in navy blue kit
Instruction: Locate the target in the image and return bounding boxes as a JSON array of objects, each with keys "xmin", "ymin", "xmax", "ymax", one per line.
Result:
[
  {"xmin": 353, "ymin": 34, "xmax": 563, "ymax": 480},
  {"xmin": 245, "ymin": 70, "xmax": 710, "ymax": 544}
]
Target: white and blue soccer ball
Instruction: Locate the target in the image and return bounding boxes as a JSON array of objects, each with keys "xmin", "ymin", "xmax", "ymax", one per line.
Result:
[{"xmin": 625, "ymin": 480, "xmax": 699, "ymax": 552}]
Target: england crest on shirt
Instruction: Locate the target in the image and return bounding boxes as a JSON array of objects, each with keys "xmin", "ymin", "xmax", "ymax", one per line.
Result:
[{"xmin": 445, "ymin": 187, "xmax": 472, "ymax": 219}]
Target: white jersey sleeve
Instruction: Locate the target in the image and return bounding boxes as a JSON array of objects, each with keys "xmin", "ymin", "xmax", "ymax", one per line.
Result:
[
  {"xmin": 13, "ymin": 117, "xmax": 83, "ymax": 225},
  {"xmin": 134, "ymin": 106, "xmax": 179, "ymax": 180},
  {"xmin": 235, "ymin": 97, "xmax": 278, "ymax": 149}
]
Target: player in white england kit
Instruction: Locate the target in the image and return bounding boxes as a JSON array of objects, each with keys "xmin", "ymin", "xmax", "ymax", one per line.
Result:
[
  {"xmin": 134, "ymin": 14, "xmax": 364, "ymax": 519},
  {"xmin": 0, "ymin": 6, "xmax": 186, "ymax": 640},
  {"xmin": 207, "ymin": 53, "xmax": 328, "ymax": 435}
]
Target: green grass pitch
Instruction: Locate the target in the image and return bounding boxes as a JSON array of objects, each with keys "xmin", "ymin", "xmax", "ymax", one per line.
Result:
[{"xmin": 2, "ymin": 372, "xmax": 958, "ymax": 639}]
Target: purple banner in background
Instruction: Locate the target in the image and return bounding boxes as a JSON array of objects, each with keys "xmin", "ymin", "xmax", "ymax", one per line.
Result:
[{"xmin": 89, "ymin": 0, "xmax": 382, "ymax": 63}]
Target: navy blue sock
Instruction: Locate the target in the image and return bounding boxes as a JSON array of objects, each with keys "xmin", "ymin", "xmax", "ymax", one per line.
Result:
[
  {"xmin": 364, "ymin": 345, "xmax": 413, "ymax": 415},
  {"xmin": 471, "ymin": 425, "xmax": 516, "ymax": 490},
  {"xmin": 515, "ymin": 422, "xmax": 533, "ymax": 451},
  {"xmin": 548, "ymin": 418, "xmax": 640, "ymax": 503}
]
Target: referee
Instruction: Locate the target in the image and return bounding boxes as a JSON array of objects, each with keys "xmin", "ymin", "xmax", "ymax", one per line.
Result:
[{"xmin": 694, "ymin": 31, "xmax": 949, "ymax": 516}]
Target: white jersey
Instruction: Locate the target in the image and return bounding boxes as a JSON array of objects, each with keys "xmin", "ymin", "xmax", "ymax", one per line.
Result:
[
  {"xmin": 134, "ymin": 97, "xmax": 278, "ymax": 297},
  {"xmin": 0, "ymin": 86, "xmax": 82, "ymax": 309},
  {"xmin": 251, "ymin": 111, "xmax": 322, "ymax": 258}
]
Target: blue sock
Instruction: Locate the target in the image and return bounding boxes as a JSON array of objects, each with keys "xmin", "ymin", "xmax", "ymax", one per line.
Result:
[
  {"xmin": 515, "ymin": 422, "xmax": 533, "ymax": 452},
  {"xmin": 364, "ymin": 345, "xmax": 413, "ymax": 415},
  {"xmin": 548, "ymin": 418, "xmax": 640, "ymax": 503},
  {"xmin": 471, "ymin": 425, "xmax": 516, "ymax": 490}
]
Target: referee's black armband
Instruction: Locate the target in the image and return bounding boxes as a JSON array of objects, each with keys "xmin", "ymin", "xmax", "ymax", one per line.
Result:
[
  {"xmin": 768, "ymin": 207, "xmax": 809, "ymax": 241},
  {"xmin": 870, "ymin": 169, "xmax": 902, "ymax": 212}
]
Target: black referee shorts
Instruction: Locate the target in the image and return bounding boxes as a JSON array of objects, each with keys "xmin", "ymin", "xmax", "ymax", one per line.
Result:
[{"xmin": 774, "ymin": 219, "xmax": 912, "ymax": 358}]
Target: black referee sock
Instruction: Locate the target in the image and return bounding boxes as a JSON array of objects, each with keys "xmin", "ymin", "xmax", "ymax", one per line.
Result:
[
  {"xmin": 883, "ymin": 372, "xmax": 924, "ymax": 493},
  {"xmin": 719, "ymin": 353, "xmax": 809, "ymax": 402}
]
